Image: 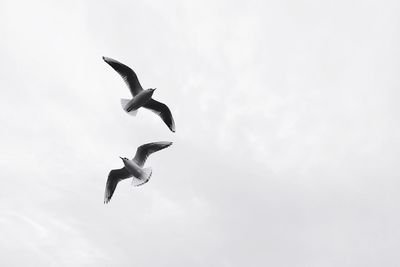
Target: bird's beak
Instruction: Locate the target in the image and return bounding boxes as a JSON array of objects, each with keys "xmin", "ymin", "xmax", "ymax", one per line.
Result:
[{"xmin": 119, "ymin": 156, "xmax": 124, "ymax": 160}]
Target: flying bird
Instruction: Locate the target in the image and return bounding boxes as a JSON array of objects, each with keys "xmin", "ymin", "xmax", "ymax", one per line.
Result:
[
  {"xmin": 103, "ymin": 56, "xmax": 176, "ymax": 132},
  {"xmin": 104, "ymin": 141, "xmax": 173, "ymax": 204}
]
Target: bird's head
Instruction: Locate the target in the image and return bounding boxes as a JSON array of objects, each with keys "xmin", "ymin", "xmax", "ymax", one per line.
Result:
[{"xmin": 119, "ymin": 156, "xmax": 128, "ymax": 162}]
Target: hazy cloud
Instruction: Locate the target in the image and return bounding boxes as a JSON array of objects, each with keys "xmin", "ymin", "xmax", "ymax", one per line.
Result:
[{"xmin": 1, "ymin": 0, "xmax": 400, "ymax": 266}]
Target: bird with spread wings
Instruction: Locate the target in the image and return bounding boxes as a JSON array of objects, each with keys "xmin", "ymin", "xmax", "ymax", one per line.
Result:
[
  {"xmin": 104, "ymin": 141, "xmax": 173, "ymax": 204},
  {"xmin": 103, "ymin": 56, "xmax": 176, "ymax": 132}
]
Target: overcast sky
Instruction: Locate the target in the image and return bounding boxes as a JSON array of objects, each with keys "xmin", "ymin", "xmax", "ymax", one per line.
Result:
[{"xmin": 1, "ymin": 0, "xmax": 400, "ymax": 266}]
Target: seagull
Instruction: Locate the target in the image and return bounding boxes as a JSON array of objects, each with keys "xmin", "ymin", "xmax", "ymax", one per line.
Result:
[
  {"xmin": 103, "ymin": 56, "xmax": 176, "ymax": 132},
  {"xmin": 104, "ymin": 141, "xmax": 173, "ymax": 204}
]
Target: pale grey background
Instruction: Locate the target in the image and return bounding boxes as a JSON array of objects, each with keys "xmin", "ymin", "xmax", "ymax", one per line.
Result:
[{"xmin": 1, "ymin": 0, "xmax": 399, "ymax": 266}]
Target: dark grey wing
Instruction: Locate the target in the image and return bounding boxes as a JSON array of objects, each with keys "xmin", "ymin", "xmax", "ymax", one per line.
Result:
[
  {"xmin": 104, "ymin": 167, "xmax": 131, "ymax": 204},
  {"xmin": 133, "ymin": 141, "xmax": 173, "ymax": 167},
  {"xmin": 102, "ymin": 56, "xmax": 143, "ymax": 96},
  {"xmin": 143, "ymin": 98, "xmax": 176, "ymax": 132}
]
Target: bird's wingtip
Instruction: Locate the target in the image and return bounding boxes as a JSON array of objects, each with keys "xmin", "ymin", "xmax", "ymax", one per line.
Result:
[{"xmin": 170, "ymin": 121, "xmax": 176, "ymax": 132}]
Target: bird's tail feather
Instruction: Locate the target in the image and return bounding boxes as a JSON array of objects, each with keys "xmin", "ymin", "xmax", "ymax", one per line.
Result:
[
  {"xmin": 120, "ymin": 98, "xmax": 138, "ymax": 116},
  {"xmin": 131, "ymin": 167, "xmax": 152, "ymax": 186}
]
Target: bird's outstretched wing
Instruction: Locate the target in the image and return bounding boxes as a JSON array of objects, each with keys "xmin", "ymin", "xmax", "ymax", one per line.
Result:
[
  {"xmin": 102, "ymin": 56, "xmax": 143, "ymax": 96},
  {"xmin": 143, "ymin": 99, "xmax": 176, "ymax": 132},
  {"xmin": 133, "ymin": 141, "xmax": 173, "ymax": 167},
  {"xmin": 104, "ymin": 168, "xmax": 131, "ymax": 204}
]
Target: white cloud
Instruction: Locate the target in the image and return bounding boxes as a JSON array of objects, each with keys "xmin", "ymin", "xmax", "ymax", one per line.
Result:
[{"xmin": 1, "ymin": 0, "xmax": 400, "ymax": 266}]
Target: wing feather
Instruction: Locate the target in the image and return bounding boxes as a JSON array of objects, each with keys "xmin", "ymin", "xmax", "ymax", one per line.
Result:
[
  {"xmin": 103, "ymin": 56, "xmax": 143, "ymax": 96},
  {"xmin": 133, "ymin": 141, "xmax": 173, "ymax": 167},
  {"xmin": 104, "ymin": 167, "xmax": 131, "ymax": 204},
  {"xmin": 143, "ymin": 99, "xmax": 176, "ymax": 132}
]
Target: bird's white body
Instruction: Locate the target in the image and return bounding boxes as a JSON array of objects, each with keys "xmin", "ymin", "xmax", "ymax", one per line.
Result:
[
  {"xmin": 120, "ymin": 157, "xmax": 152, "ymax": 186},
  {"xmin": 121, "ymin": 88, "xmax": 155, "ymax": 115},
  {"xmin": 121, "ymin": 158, "xmax": 145, "ymax": 177}
]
